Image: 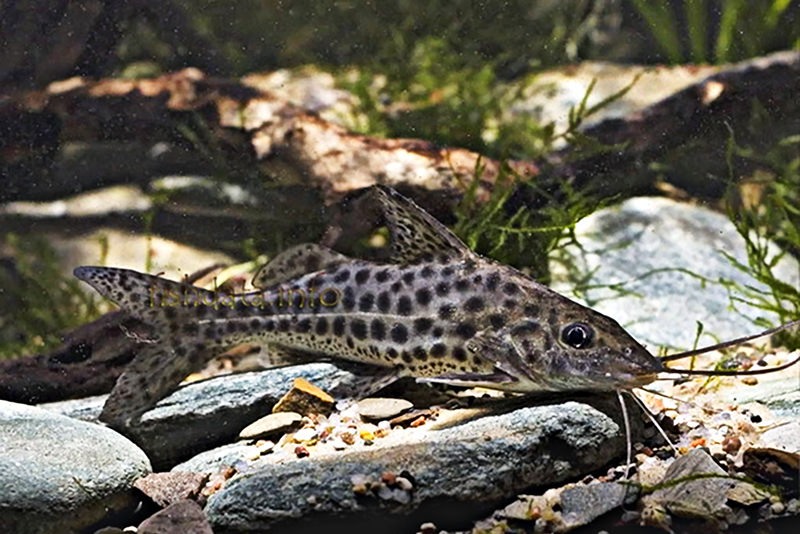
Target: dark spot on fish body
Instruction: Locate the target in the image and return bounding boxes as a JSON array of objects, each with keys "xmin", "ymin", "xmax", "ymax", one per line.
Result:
[
  {"xmin": 347, "ymin": 337, "xmax": 355, "ymax": 349},
  {"xmin": 432, "ymin": 326, "xmax": 444, "ymax": 337},
  {"xmin": 375, "ymin": 270, "xmax": 391, "ymax": 283},
  {"xmin": 486, "ymin": 273, "xmax": 500, "ymax": 291},
  {"xmin": 333, "ymin": 317, "xmax": 346, "ymax": 336},
  {"xmin": 453, "ymin": 346, "xmax": 468, "ymax": 362},
  {"xmin": 488, "ymin": 314, "xmax": 506, "ymax": 329},
  {"xmin": 442, "ymin": 267, "xmax": 455, "ymax": 277},
  {"xmin": 342, "ymin": 287, "xmax": 356, "ymax": 311},
  {"xmin": 333, "ymin": 270, "xmax": 350, "ymax": 283},
  {"xmin": 391, "ymin": 323, "xmax": 409, "ymax": 344},
  {"xmin": 413, "ymin": 346, "xmax": 427, "ymax": 361},
  {"xmin": 391, "ymin": 281, "xmax": 402, "ymax": 293},
  {"xmin": 454, "ymin": 322, "xmax": 476, "ymax": 339},
  {"xmin": 387, "ymin": 347, "xmax": 399, "ymax": 361},
  {"xmin": 355, "ymin": 269, "xmax": 370, "ymax": 284},
  {"xmin": 265, "ymin": 320, "xmax": 276, "ymax": 332},
  {"xmin": 359, "ymin": 293, "xmax": 375, "ymax": 312},
  {"xmin": 464, "ymin": 296, "xmax": 484, "ymax": 313},
  {"xmin": 454, "ymin": 279, "xmax": 470, "ymax": 292},
  {"xmin": 377, "ymin": 292, "xmax": 392, "ymax": 313},
  {"xmin": 397, "ymin": 296, "xmax": 413, "ymax": 315},
  {"xmin": 316, "ymin": 318, "xmax": 329, "ymax": 335},
  {"xmin": 435, "ymin": 282, "xmax": 450, "ymax": 296},
  {"xmin": 402, "ymin": 271, "xmax": 415, "ymax": 285},
  {"xmin": 351, "ymin": 319, "xmax": 368, "ymax": 340},
  {"xmin": 415, "ymin": 288, "xmax": 432, "ymax": 306},
  {"xmin": 430, "ymin": 343, "xmax": 447, "ymax": 357},
  {"xmin": 183, "ymin": 323, "xmax": 199, "ymax": 335},
  {"xmin": 438, "ymin": 304, "xmax": 456, "ymax": 320},
  {"xmin": 371, "ymin": 319, "xmax": 386, "ymax": 341},
  {"xmin": 503, "ymin": 283, "xmax": 519, "ymax": 296},
  {"xmin": 278, "ymin": 319, "xmax": 291, "ymax": 332},
  {"xmin": 164, "ymin": 307, "xmax": 177, "ymax": 320},
  {"xmin": 523, "ymin": 304, "xmax": 539, "ymax": 316},
  {"xmin": 413, "ymin": 317, "xmax": 433, "ymax": 334},
  {"xmin": 297, "ymin": 319, "xmax": 312, "ymax": 333},
  {"xmin": 421, "ymin": 266, "xmax": 435, "ymax": 278},
  {"xmin": 402, "ymin": 351, "xmax": 413, "ymax": 363}
]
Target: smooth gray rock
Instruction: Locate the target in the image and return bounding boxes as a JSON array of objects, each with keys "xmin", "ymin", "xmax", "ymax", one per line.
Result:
[
  {"xmin": 201, "ymin": 398, "xmax": 634, "ymax": 532},
  {"xmin": 0, "ymin": 401, "xmax": 151, "ymax": 534},
  {"xmin": 41, "ymin": 363, "xmax": 354, "ymax": 470},
  {"xmin": 550, "ymin": 197, "xmax": 799, "ymax": 350}
]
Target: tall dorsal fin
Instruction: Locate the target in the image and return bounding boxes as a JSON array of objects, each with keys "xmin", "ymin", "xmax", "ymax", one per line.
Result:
[
  {"xmin": 252, "ymin": 243, "xmax": 350, "ymax": 289},
  {"xmin": 369, "ymin": 185, "xmax": 472, "ymax": 263}
]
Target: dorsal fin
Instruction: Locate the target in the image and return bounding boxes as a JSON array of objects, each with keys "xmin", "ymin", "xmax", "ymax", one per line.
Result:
[
  {"xmin": 369, "ymin": 185, "xmax": 472, "ymax": 263},
  {"xmin": 252, "ymin": 243, "xmax": 350, "ymax": 289}
]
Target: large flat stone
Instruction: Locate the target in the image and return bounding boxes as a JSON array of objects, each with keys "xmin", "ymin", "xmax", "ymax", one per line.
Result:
[
  {"xmin": 40, "ymin": 363, "xmax": 354, "ymax": 470},
  {"xmin": 550, "ymin": 197, "xmax": 799, "ymax": 350},
  {"xmin": 0, "ymin": 401, "xmax": 151, "ymax": 534},
  {"xmin": 199, "ymin": 397, "xmax": 635, "ymax": 533}
]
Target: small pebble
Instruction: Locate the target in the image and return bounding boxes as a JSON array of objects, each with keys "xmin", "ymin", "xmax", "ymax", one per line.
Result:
[
  {"xmin": 294, "ymin": 445, "xmax": 310, "ymax": 458},
  {"xmin": 395, "ymin": 476, "xmax": 413, "ymax": 491},
  {"xmin": 771, "ymin": 502, "xmax": 785, "ymax": 515},
  {"xmin": 741, "ymin": 377, "xmax": 759, "ymax": 386},
  {"xmin": 238, "ymin": 411, "xmax": 302, "ymax": 440},
  {"xmin": 359, "ymin": 424, "xmax": 378, "ymax": 441},
  {"xmin": 419, "ymin": 522, "xmax": 437, "ymax": 534},
  {"xmin": 357, "ymin": 397, "xmax": 413, "ymax": 421},
  {"xmin": 340, "ymin": 430, "xmax": 356, "ymax": 445},
  {"xmin": 330, "ymin": 438, "xmax": 348, "ymax": 451},
  {"xmin": 721, "ymin": 435, "xmax": 741, "ymax": 455},
  {"xmin": 273, "ymin": 377, "xmax": 335, "ymax": 416},
  {"xmin": 409, "ymin": 416, "xmax": 426, "ymax": 427},
  {"xmin": 293, "ymin": 427, "xmax": 318, "ymax": 442},
  {"xmin": 786, "ymin": 499, "xmax": 799, "ymax": 514}
]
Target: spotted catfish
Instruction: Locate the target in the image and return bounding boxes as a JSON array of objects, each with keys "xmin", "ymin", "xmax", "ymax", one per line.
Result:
[{"xmin": 75, "ymin": 185, "xmax": 662, "ymax": 429}]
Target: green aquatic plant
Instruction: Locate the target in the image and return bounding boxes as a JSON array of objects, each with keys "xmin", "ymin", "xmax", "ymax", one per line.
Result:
[
  {"xmin": 0, "ymin": 234, "xmax": 105, "ymax": 360},
  {"xmin": 631, "ymin": 0, "xmax": 799, "ymax": 64},
  {"xmin": 450, "ymin": 76, "xmax": 639, "ymax": 280},
  {"xmin": 721, "ymin": 132, "xmax": 800, "ymax": 350}
]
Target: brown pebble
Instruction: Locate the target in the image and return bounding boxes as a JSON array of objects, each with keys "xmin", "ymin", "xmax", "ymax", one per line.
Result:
[
  {"xmin": 409, "ymin": 416, "xmax": 426, "ymax": 427},
  {"xmin": 381, "ymin": 472, "xmax": 397, "ymax": 486},
  {"xmin": 741, "ymin": 377, "xmax": 759, "ymax": 386},
  {"xmin": 722, "ymin": 435, "xmax": 742, "ymax": 455},
  {"xmin": 389, "ymin": 408, "xmax": 434, "ymax": 427},
  {"xmin": 133, "ymin": 472, "xmax": 210, "ymax": 508},
  {"xmin": 273, "ymin": 377, "xmax": 335, "ymax": 416},
  {"xmin": 294, "ymin": 445, "xmax": 310, "ymax": 458}
]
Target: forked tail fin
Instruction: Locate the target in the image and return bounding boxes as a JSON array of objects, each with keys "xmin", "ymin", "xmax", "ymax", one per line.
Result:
[{"xmin": 74, "ymin": 266, "xmax": 221, "ymax": 429}]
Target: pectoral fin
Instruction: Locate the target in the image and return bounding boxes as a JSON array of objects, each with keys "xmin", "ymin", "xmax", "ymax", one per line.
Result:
[{"xmin": 417, "ymin": 371, "xmax": 516, "ymax": 389}]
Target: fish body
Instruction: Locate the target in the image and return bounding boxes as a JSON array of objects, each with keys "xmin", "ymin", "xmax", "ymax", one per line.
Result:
[{"xmin": 75, "ymin": 186, "xmax": 662, "ymax": 429}]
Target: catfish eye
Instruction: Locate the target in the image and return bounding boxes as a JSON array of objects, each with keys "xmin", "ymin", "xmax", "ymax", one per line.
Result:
[{"xmin": 561, "ymin": 322, "xmax": 594, "ymax": 349}]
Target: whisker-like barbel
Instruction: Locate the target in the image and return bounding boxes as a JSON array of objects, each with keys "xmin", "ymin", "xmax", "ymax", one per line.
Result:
[{"xmin": 659, "ymin": 318, "xmax": 800, "ymax": 363}]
